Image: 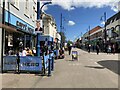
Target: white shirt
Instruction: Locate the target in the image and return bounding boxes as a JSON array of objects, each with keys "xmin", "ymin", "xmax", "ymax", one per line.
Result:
[
  {"xmin": 33, "ymin": 50, "xmax": 36, "ymax": 54},
  {"xmin": 22, "ymin": 50, "xmax": 27, "ymax": 56}
]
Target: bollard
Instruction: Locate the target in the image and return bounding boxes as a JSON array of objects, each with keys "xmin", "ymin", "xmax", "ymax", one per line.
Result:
[
  {"xmin": 51, "ymin": 56, "xmax": 54, "ymax": 71},
  {"xmin": 48, "ymin": 58, "xmax": 51, "ymax": 76},
  {"xmin": 16, "ymin": 53, "xmax": 20, "ymax": 74}
]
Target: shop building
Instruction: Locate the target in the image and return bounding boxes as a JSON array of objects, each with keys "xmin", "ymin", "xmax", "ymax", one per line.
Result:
[
  {"xmin": 42, "ymin": 13, "xmax": 58, "ymax": 46},
  {"xmin": 105, "ymin": 11, "xmax": 120, "ymax": 52},
  {"xmin": 0, "ymin": 0, "xmax": 37, "ymax": 55}
]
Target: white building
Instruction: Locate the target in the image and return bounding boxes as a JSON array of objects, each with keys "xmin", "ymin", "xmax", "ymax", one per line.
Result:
[
  {"xmin": 0, "ymin": 0, "xmax": 37, "ymax": 55},
  {"xmin": 42, "ymin": 13, "xmax": 59, "ymax": 43}
]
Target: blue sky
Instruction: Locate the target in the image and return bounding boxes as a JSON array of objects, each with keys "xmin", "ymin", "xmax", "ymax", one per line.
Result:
[{"xmin": 42, "ymin": 1, "xmax": 119, "ymax": 41}]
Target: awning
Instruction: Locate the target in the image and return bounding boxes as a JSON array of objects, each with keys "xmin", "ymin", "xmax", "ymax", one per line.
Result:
[{"xmin": 0, "ymin": 23, "xmax": 18, "ymax": 33}]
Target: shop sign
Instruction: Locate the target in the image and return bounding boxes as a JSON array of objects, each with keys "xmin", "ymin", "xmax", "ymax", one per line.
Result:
[
  {"xmin": 16, "ymin": 21, "xmax": 27, "ymax": 31},
  {"xmin": 16, "ymin": 21, "xmax": 34, "ymax": 34}
]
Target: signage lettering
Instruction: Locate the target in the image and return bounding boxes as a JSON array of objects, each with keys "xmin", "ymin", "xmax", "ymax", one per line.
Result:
[{"xmin": 16, "ymin": 21, "xmax": 34, "ymax": 34}]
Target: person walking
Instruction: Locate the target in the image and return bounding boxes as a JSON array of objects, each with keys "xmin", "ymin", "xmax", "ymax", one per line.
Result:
[
  {"xmin": 32, "ymin": 47, "xmax": 36, "ymax": 56},
  {"xmin": 92, "ymin": 45, "xmax": 94, "ymax": 52},
  {"xmin": 107, "ymin": 45, "xmax": 111, "ymax": 54},
  {"xmin": 96, "ymin": 44, "xmax": 100, "ymax": 55},
  {"xmin": 68, "ymin": 44, "xmax": 72, "ymax": 55},
  {"xmin": 88, "ymin": 44, "xmax": 90, "ymax": 53},
  {"xmin": 112, "ymin": 44, "xmax": 116, "ymax": 54},
  {"xmin": 16, "ymin": 52, "xmax": 20, "ymax": 74},
  {"xmin": 22, "ymin": 48, "xmax": 27, "ymax": 56}
]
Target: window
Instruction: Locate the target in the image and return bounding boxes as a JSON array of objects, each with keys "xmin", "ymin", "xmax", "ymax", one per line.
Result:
[
  {"xmin": 32, "ymin": 6, "xmax": 36, "ymax": 21},
  {"xmin": 10, "ymin": 0, "xmax": 19, "ymax": 10},
  {"xmin": 115, "ymin": 25, "xmax": 120, "ymax": 36},
  {"xmin": 0, "ymin": 0, "xmax": 3, "ymax": 7},
  {"xmin": 24, "ymin": 0, "xmax": 29, "ymax": 18}
]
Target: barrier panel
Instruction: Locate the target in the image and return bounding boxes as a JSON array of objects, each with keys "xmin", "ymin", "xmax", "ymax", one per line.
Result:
[
  {"xmin": 20, "ymin": 56, "xmax": 42, "ymax": 72},
  {"xmin": 3, "ymin": 54, "xmax": 54, "ymax": 75},
  {"xmin": 3, "ymin": 56, "xmax": 17, "ymax": 71}
]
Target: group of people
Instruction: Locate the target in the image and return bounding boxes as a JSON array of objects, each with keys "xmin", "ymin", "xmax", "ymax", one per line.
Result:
[
  {"xmin": 106, "ymin": 44, "xmax": 116, "ymax": 54},
  {"xmin": 86, "ymin": 43, "xmax": 116, "ymax": 55},
  {"xmin": 19, "ymin": 47, "xmax": 36, "ymax": 56}
]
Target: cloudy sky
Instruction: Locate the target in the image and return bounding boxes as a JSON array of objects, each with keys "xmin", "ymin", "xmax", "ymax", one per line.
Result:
[{"xmin": 41, "ymin": 0, "xmax": 120, "ymax": 41}]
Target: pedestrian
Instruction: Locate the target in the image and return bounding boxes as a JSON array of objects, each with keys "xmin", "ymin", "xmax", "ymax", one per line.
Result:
[
  {"xmin": 88, "ymin": 44, "xmax": 90, "ymax": 53},
  {"xmin": 68, "ymin": 44, "xmax": 72, "ymax": 55},
  {"xmin": 92, "ymin": 45, "xmax": 94, "ymax": 52},
  {"xmin": 32, "ymin": 47, "xmax": 36, "ymax": 56},
  {"xmin": 107, "ymin": 45, "xmax": 111, "ymax": 54},
  {"xmin": 112, "ymin": 44, "xmax": 116, "ymax": 54},
  {"xmin": 26, "ymin": 47, "xmax": 33, "ymax": 56},
  {"xmin": 96, "ymin": 44, "xmax": 100, "ymax": 55},
  {"xmin": 22, "ymin": 48, "xmax": 27, "ymax": 56},
  {"xmin": 16, "ymin": 52, "xmax": 20, "ymax": 74}
]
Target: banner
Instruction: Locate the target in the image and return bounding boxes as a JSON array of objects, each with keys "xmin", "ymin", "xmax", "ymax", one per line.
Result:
[
  {"xmin": 20, "ymin": 56, "xmax": 42, "ymax": 72},
  {"xmin": 3, "ymin": 56, "xmax": 17, "ymax": 71}
]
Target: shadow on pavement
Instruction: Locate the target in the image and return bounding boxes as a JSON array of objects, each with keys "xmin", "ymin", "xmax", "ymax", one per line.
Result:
[
  {"xmin": 97, "ymin": 60, "xmax": 120, "ymax": 75},
  {"xmin": 65, "ymin": 60, "xmax": 78, "ymax": 62},
  {"xmin": 85, "ymin": 66, "xmax": 105, "ymax": 69}
]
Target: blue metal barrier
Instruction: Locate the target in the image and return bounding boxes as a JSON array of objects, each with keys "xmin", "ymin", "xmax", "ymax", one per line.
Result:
[
  {"xmin": 3, "ymin": 56, "xmax": 17, "ymax": 71},
  {"xmin": 3, "ymin": 56, "xmax": 42, "ymax": 73},
  {"xmin": 20, "ymin": 56, "xmax": 42, "ymax": 72},
  {"xmin": 3, "ymin": 54, "xmax": 54, "ymax": 76}
]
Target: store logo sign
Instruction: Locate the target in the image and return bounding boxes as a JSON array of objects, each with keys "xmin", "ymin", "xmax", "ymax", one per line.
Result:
[{"xmin": 16, "ymin": 21, "xmax": 27, "ymax": 31}]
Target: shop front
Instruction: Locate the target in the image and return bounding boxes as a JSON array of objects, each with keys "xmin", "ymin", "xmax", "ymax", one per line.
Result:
[{"xmin": 4, "ymin": 10, "xmax": 35, "ymax": 55}]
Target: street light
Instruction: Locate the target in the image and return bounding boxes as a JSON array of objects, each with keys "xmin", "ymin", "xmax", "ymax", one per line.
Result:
[
  {"xmin": 36, "ymin": 1, "xmax": 52, "ymax": 57},
  {"xmin": 40, "ymin": 2, "xmax": 52, "ymax": 17}
]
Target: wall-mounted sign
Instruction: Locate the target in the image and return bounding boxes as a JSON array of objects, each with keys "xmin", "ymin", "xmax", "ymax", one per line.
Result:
[{"xmin": 5, "ymin": 11, "xmax": 35, "ymax": 34}]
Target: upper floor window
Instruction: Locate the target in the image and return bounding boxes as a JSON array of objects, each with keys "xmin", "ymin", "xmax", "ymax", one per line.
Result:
[
  {"xmin": 24, "ymin": 0, "xmax": 29, "ymax": 18},
  {"xmin": 10, "ymin": 0, "xmax": 19, "ymax": 10},
  {"xmin": 32, "ymin": 6, "xmax": 36, "ymax": 21},
  {"xmin": 0, "ymin": 0, "xmax": 3, "ymax": 7}
]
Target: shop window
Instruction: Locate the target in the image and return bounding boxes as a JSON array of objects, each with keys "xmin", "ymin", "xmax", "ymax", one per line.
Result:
[
  {"xmin": 115, "ymin": 26, "xmax": 120, "ymax": 36},
  {"xmin": 8, "ymin": 34, "xmax": 13, "ymax": 47}
]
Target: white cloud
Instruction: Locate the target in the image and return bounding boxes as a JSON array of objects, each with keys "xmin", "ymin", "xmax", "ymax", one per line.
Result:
[
  {"xmin": 49, "ymin": 0, "xmax": 120, "ymax": 12},
  {"xmin": 101, "ymin": 21, "xmax": 105, "ymax": 25},
  {"xmin": 68, "ymin": 21, "xmax": 75, "ymax": 26}
]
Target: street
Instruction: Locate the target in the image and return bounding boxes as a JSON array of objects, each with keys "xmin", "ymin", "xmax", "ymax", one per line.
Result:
[{"xmin": 2, "ymin": 48, "xmax": 119, "ymax": 88}]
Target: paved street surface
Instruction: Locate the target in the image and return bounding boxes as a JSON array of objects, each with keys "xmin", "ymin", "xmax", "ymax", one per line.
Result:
[{"xmin": 2, "ymin": 48, "xmax": 119, "ymax": 88}]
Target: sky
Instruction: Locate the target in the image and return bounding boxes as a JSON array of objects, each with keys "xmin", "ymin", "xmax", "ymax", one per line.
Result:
[{"xmin": 41, "ymin": 0, "xmax": 120, "ymax": 41}]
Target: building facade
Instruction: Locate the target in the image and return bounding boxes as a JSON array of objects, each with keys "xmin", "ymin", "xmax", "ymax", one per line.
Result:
[
  {"xmin": 82, "ymin": 26, "xmax": 104, "ymax": 51},
  {"xmin": 105, "ymin": 11, "xmax": 120, "ymax": 52},
  {"xmin": 42, "ymin": 13, "xmax": 59, "ymax": 43},
  {"xmin": 0, "ymin": 0, "xmax": 37, "ymax": 56}
]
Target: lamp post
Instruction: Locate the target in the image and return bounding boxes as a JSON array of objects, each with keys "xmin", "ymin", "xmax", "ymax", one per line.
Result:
[
  {"xmin": 36, "ymin": 1, "xmax": 52, "ymax": 57},
  {"xmin": 1, "ymin": 0, "xmax": 5, "ymax": 73},
  {"xmin": 104, "ymin": 12, "xmax": 107, "ymax": 52}
]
